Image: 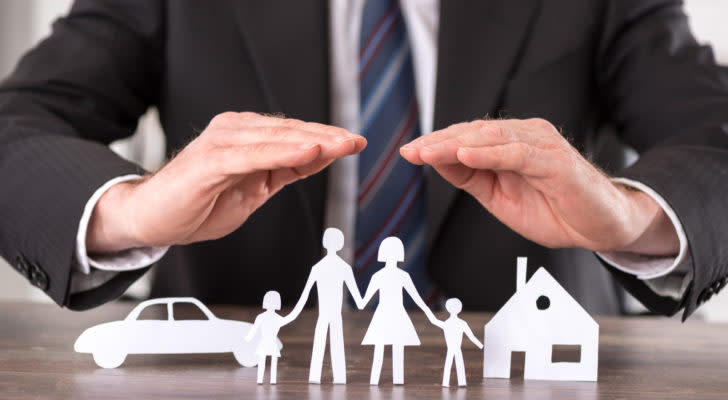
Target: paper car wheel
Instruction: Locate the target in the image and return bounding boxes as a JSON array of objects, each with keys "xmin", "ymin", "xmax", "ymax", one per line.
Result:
[
  {"xmin": 93, "ymin": 351, "xmax": 127, "ymax": 368},
  {"xmin": 233, "ymin": 347, "xmax": 258, "ymax": 367}
]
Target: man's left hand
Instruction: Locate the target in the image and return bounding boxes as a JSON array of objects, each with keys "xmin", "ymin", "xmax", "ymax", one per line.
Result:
[{"xmin": 400, "ymin": 118, "xmax": 679, "ymax": 255}]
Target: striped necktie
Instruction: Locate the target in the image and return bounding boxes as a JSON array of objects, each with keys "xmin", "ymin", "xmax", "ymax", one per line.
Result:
[{"xmin": 355, "ymin": 0, "xmax": 434, "ymax": 307}]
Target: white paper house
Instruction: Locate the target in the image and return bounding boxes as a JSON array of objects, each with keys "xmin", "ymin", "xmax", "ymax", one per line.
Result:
[{"xmin": 483, "ymin": 257, "xmax": 599, "ymax": 381}]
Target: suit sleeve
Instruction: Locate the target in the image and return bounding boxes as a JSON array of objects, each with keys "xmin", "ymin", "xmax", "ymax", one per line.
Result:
[
  {"xmin": 595, "ymin": 0, "xmax": 728, "ymax": 320},
  {"xmin": 0, "ymin": 0, "xmax": 166, "ymax": 310}
]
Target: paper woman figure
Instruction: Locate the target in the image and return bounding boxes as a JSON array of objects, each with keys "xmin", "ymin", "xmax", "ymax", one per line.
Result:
[
  {"xmin": 245, "ymin": 291, "xmax": 296, "ymax": 384},
  {"xmin": 433, "ymin": 298, "xmax": 483, "ymax": 387},
  {"xmin": 360, "ymin": 236, "xmax": 441, "ymax": 385}
]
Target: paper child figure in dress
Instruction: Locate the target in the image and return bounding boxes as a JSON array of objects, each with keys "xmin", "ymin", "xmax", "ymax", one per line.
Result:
[
  {"xmin": 245, "ymin": 290, "xmax": 296, "ymax": 384},
  {"xmin": 432, "ymin": 298, "xmax": 484, "ymax": 387},
  {"xmin": 360, "ymin": 236, "xmax": 441, "ymax": 385},
  {"xmin": 286, "ymin": 227, "xmax": 364, "ymax": 384}
]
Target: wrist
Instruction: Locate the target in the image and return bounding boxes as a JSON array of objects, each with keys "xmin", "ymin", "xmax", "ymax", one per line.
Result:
[
  {"xmin": 86, "ymin": 180, "xmax": 145, "ymax": 254},
  {"xmin": 610, "ymin": 184, "xmax": 680, "ymax": 256}
]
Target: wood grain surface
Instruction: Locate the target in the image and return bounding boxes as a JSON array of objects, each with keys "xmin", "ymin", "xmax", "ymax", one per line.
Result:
[{"xmin": 1, "ymin": 301, "xmax": 727, "ymax": 399}]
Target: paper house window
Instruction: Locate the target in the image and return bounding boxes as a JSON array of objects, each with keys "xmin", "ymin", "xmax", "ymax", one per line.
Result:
[
  {"xmin": 536, "ymin": 295, "xmax": 550, "ymax": 310},
  {"xmin": 551, "ymin": 345, "xmax": 582, "ymax": 363}
]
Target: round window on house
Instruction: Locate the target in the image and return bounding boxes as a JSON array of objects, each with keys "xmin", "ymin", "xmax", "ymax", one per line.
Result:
[{"xmin": 536, "ymin": 295, "xmax": 550, "ymax": 310}]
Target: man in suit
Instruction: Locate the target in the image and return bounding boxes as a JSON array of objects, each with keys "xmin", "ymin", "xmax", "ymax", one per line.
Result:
[{"xmin": 1, "ymin": 0, "xmax": 727, "ymax": 321}]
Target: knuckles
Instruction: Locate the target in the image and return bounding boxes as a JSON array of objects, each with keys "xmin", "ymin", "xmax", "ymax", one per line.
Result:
[
  {"xmin": 512, "ymin": 142, "xmax": 532, "ymax": 158},
  {"xmin": 209, "ymin": 111, "xmax": 262, "ymax": 128},
  {"xmin": 264, "ymin": 125, "xmax": 292, "ymax": 139},
  {"xmin": 523, "ymin": 118, "xmax": 555, "ymax": 132},
  {"xmin": 243, "ymin": 142, "xmax": 277, "ymax": 154},
  {"xmin": 480, "ymin": 124, "xmax": 507, "ymax": 142},
  {"xmin": 470, "ymin": 119, "xmax": 489, "ymax": 132},
  {"xmin": 278, "ymin": 117, "xmax": 304, "ymax": 128},
  {"xmin": 210, "ymin": 111, "xmax": 243, "ymax": 127},
  {"xmin": 511, "ymin": 142, "xmax": 533, "ymax": 168},
  {"xmin": 237, "ymin": 111, "xmax": 260, "ymax": 122}
]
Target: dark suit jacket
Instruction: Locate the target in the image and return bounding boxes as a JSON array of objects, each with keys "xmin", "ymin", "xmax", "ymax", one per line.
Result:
[{"xmin": 1, "ymin": 0, "xmax": 727, "ymax": 319}]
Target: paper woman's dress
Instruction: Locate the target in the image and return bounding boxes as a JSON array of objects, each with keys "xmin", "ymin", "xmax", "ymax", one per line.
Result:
[{"xmin": 361, "ymin": 267, "xmax": 420, "ymax": 346}]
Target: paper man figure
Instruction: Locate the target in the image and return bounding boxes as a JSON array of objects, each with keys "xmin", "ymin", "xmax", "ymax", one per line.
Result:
[
  {"xmin": 432, "ymin": 298, "xmax": 484, "ymax": 387},
  {"xmin": 360, "ymin": 236, "xmax": 441, "ymax": 385},
  {"xmin": 286, "ymin": 227, "xmax": 364, "ymax": 384},
  {"xmin": 245, "ymin": 291, "xmax": 296, "ymax": 384}
]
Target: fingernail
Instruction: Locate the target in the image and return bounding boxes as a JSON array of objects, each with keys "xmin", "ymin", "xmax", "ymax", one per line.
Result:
[{"xmin": 300, "ymin": 143, "xmax": 318, "ymax": 150}]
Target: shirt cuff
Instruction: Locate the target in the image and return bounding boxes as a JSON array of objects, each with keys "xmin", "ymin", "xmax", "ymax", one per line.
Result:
[
  {"xmin": 597, "ymin": 178, "xmax": 691, "ymax": 299},
  {"xmin": 73, "ymin": 174, "xmax": 169, "ymax": 275}
]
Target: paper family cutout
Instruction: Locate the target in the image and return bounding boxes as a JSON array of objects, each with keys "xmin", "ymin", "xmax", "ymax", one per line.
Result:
[
  {"xmin": 434, "ymin": 298, "xmax": 484, "ymax": 387},
  {"xmin": 359, "ymin": 236, "xmax": 442, "ymax": 385},
  {"xmin": 245, "ymin": 291, "xmax": 295, "ymax": 384},
  {"xmin": 74, "ymin": 230, "xmax": 599, "ymax": 385},
  {"xmin": 483, "ymin": 257, "xmax": 599, "ymax": 381},
  {"xmin": 74, "ymin": 297, "xmax": 279, "ymax": 368},
  {"xmin": 285, "ymin": 227, "xmax": 363, "ymax": 384}
]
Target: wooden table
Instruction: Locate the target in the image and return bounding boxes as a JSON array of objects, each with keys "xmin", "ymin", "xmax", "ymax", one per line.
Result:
[{"xmin": 1, "ymin": 301, "xmax": 727, "ymax": 399}]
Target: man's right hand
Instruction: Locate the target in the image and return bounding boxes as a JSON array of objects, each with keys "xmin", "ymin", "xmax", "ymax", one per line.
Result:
[{"xmin": 86, "ymin": 112, "xmax": 366, "ymax": 254}]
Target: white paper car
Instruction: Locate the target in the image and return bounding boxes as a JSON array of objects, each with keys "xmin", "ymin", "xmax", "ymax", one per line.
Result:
[{"xmin": 74, "ymin": 297, "xmax": 279, "ymax": 368}]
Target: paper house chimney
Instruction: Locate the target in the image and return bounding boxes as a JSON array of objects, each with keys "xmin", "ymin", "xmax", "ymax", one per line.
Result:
[{"xmin": 516, "ymin": 257, "xmax": 527, "ymax": 291}]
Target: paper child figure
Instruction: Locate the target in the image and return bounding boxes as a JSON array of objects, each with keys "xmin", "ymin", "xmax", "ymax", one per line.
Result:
[
  {"xmin": 432, "ymin": 298, "xmax": 484, "ymax": 387},
  {"xmin": 245, "ymin": 291, "xmax": 296, "ymax": 384},
  {"xmin": 360, "ymin": 236, "xmax": 441, "ymax": 385},
  {"xmin": 286, "ymin": 227, "xmax": 364, "ymax": 384}
]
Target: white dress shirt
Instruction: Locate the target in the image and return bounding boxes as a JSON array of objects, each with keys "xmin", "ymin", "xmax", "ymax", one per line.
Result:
[{"xmin": 71, "ymin": 0, "xmax": 691, "ymax": 301}]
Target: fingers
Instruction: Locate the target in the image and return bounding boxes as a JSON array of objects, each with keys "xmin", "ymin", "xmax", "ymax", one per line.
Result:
[
  {"xmin": 408, "ymin": 118, "xmax": 555, "ymax": 149},
  {"xmin": 401, "ymin": 121, "xmax": 519, "ymax": 165},
  {"xmin": 456, "ymin": 143, "xmax": 555, "ymax": 178},
  {"xmin": 204, "ymin": 112, "xmax": 367, "ymax": 161},
  {"xmin": 431, "ymin": 163, "xmax": 497, "ymax": 206},
  {"xmin": 210, "ymin": 111, "xmax": 362, "ymax": 142},
  {"xmin": 215, "ymin": 142, "xmax": 322, "ymax": 176},
  {"xmin": 290, "ymin": 157, "xmax": 337, "ymax": 178},
  {"xmin": 401, "ymin": 118, "xmax": 563, "ymax": 179},
  {"xmin": 402, "ymin": 120, "xmax": 477, "ymax": 150},
  {"xmin": 266, "ymin": 157, "xmax": 338, "ymax": 191},
  {"xmin": 217, "ymin": 126, "xmax": 365, "ymax": 159}
]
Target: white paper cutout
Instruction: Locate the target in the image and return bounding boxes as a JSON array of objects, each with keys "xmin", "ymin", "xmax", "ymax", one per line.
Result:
[
  {"xmin": 286, "ymin": 227, "xmax": 363, "ymax": 384},
  {"xmin": 432, "ymin": 298, "xmax": 483, "ymax": 387},
  {"xmin": 360, "ymin": 236, "xmax": 441, "ymax": 385},
  {"xmin": 74, "ymin": 297, "xmax": 279, "ymax": 369},
  {"xmin": 246, "ymin": 291, "xmax": 297, "ymax": 384},
  {"xmin": 483, "ymin": 257, "xmax": 599, "ymax": 381}
]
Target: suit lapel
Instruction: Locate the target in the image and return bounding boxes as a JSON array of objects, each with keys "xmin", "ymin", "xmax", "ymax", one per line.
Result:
[
  {"xmin": 427, "ymin": 0, "xmax": 542, "ymax": 250},
  {"xmin": 233, "ymin": 0, "xmax": 330, "ymax": 240},
  {"xmin": 233, "ymin": 0, "xmax": 330, "ymax": 121}
]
